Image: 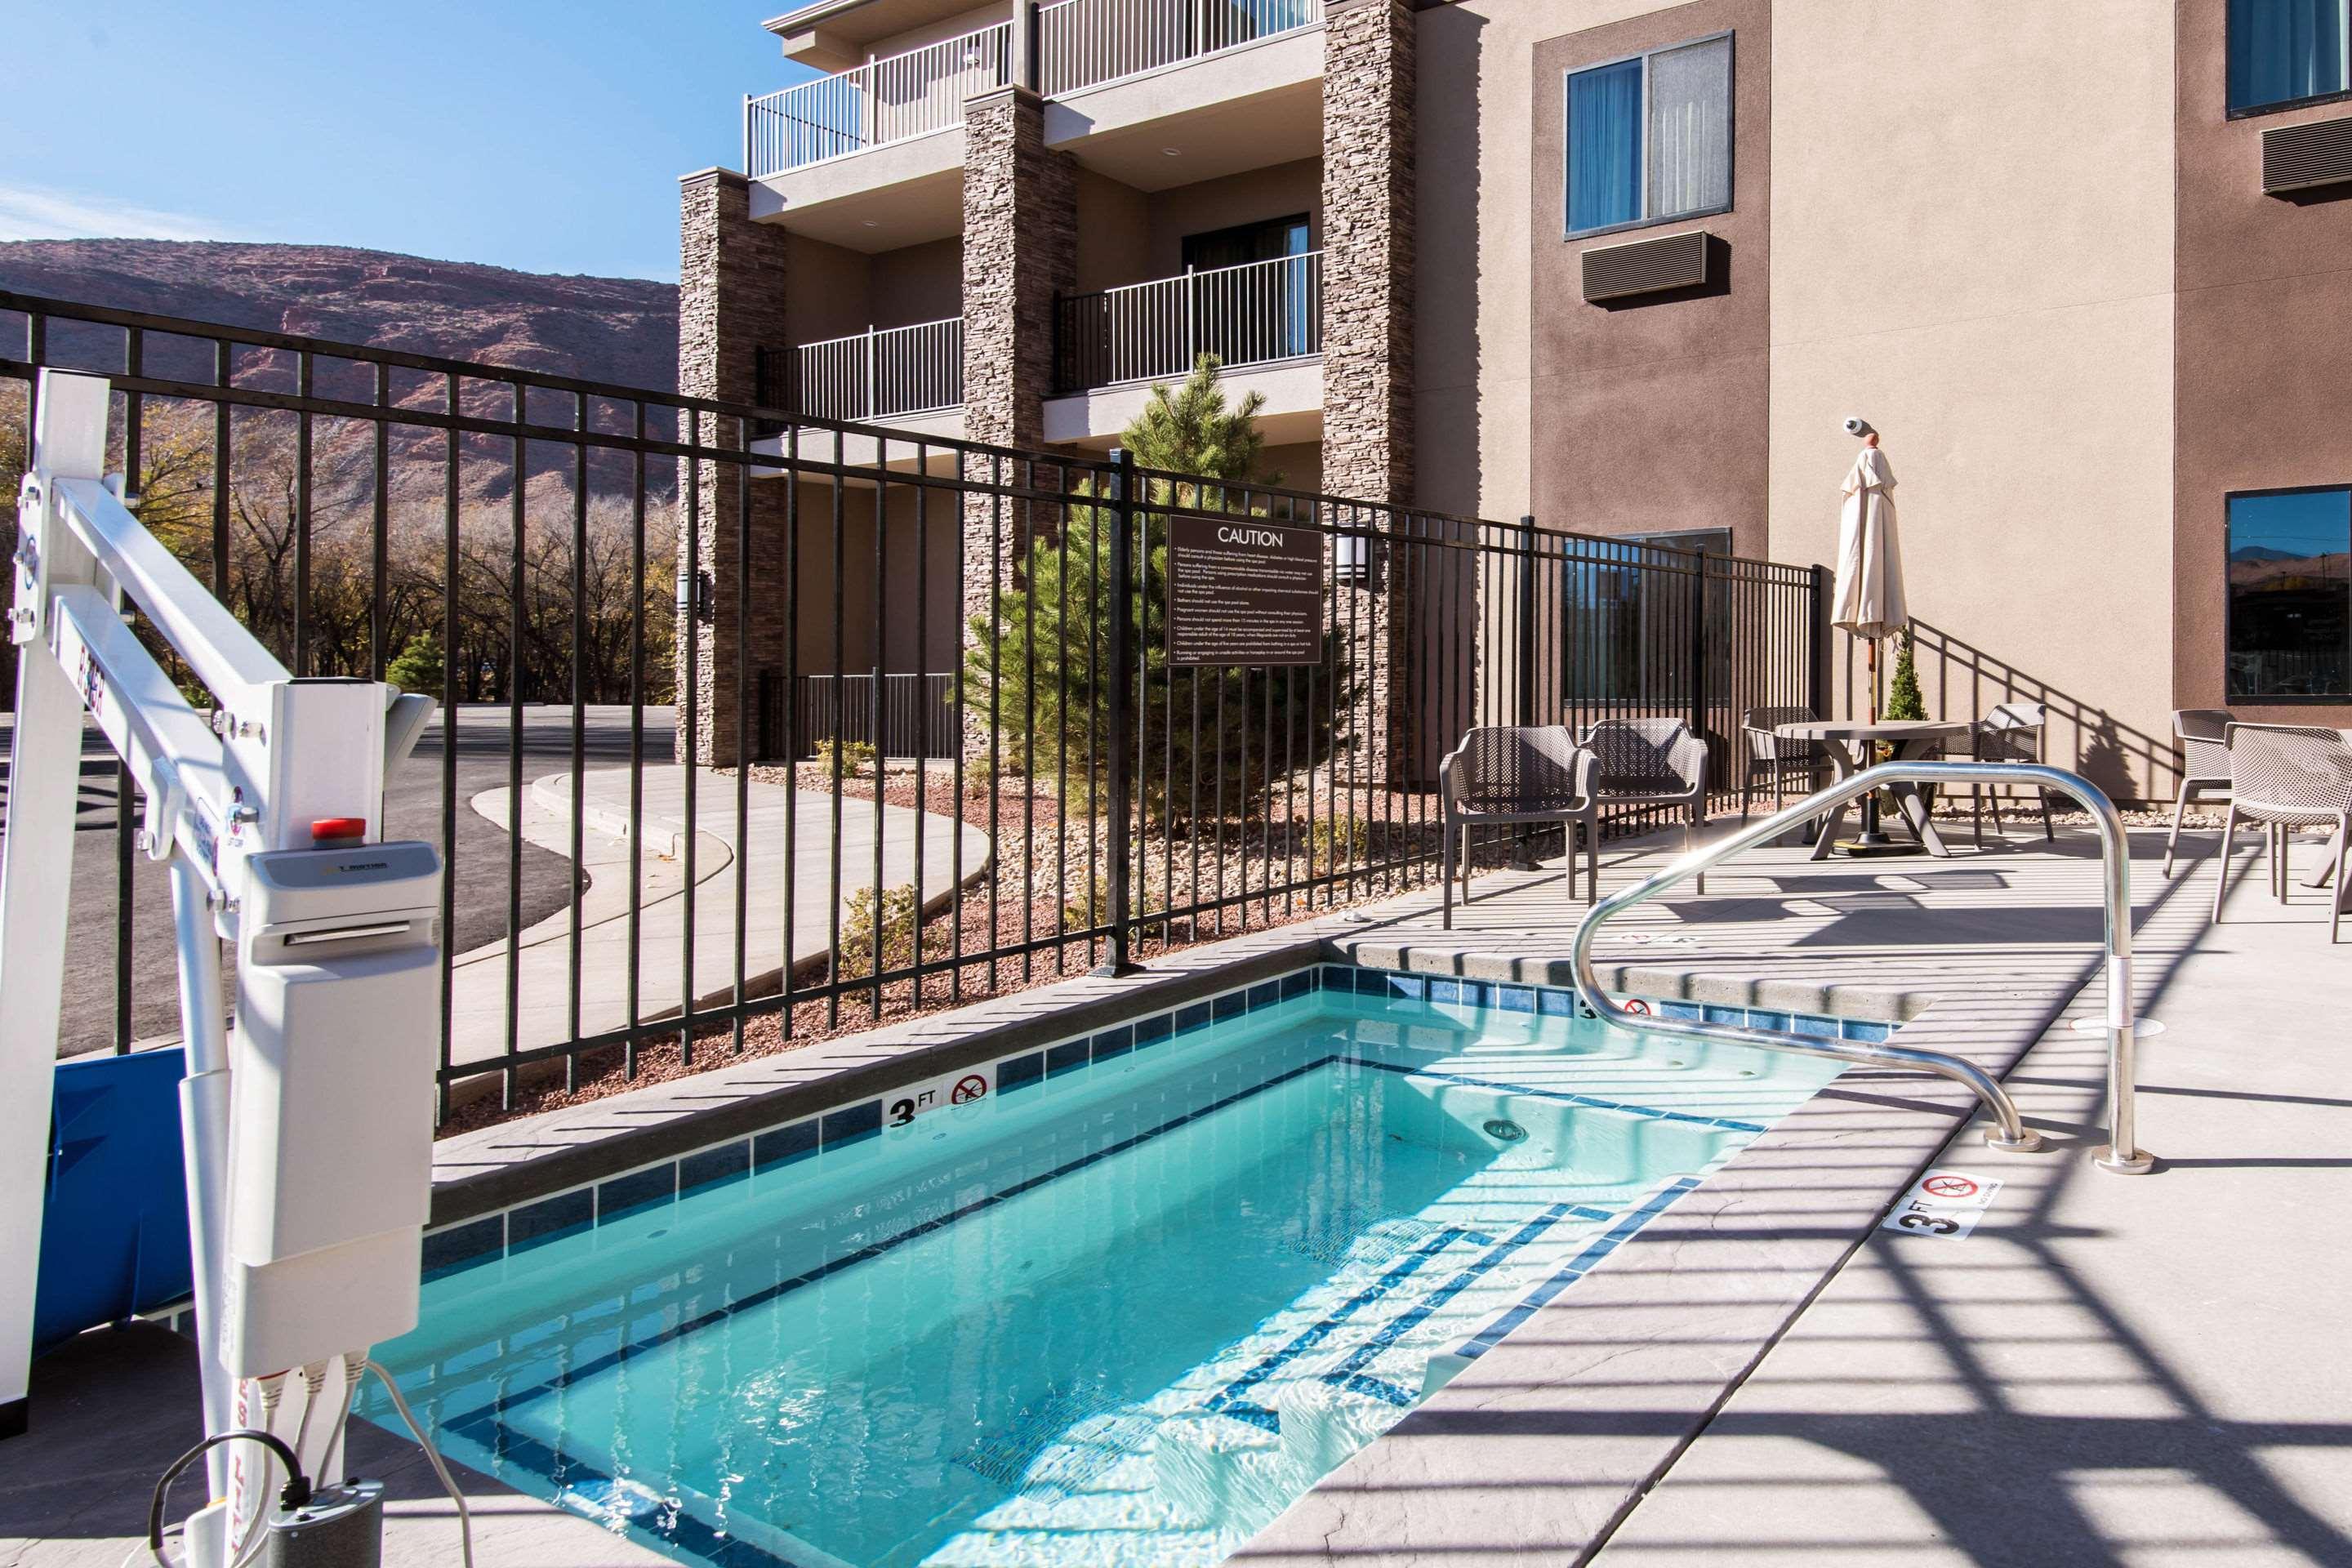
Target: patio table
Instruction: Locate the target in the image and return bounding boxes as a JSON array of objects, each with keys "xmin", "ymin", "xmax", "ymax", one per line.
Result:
[{"xmin": 1775, "ymin": 719, "xmax": 1972, "ymax": 859}]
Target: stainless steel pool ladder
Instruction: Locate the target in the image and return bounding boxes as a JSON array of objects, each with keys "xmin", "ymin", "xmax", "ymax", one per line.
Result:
[{"xmin": 1568, "ymin": 760, "xmax": 2154, "ymax": 1175}]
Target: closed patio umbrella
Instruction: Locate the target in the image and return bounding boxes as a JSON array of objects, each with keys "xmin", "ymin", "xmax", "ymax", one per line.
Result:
[
  {"xmin": 1833, "ymin": 425, "xmax": 1905, "ymax": 849},
  {"xmin": 1833, "ymin": 432, "xmax": 1905, "ymax": 719}
]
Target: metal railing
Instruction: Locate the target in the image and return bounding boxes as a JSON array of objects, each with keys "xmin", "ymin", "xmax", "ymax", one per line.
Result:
[
  {"xmin": 746, "ymin": 21, "xmax": 1011, "ymax": 176},
  {"xmin": 1040, "ymin": 0, "xmax": 1323, "ymax": 95},
  {"xmin": 1569, "ymin": 760, "xmax": 2154, "ymax": 1174},
  {"xmin": 791, "ymin": 318, "xmax": 964, "ymax": 423},
  {"xmin": 2, "ymin": 289, "xmax": 1823, "ymax": 1120},
  {"xmin": 1055, "ymin": 251, "xmax": 1321, "ymax": 393}
]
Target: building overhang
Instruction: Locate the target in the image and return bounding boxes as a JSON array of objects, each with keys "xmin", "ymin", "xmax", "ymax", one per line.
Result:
[{"xmin": 1044, "ymin": 359, "xmax": 1322, "ymax": 448}]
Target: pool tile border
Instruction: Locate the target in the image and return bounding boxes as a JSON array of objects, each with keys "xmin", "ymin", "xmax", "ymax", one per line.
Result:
[{"xmin": 412, "ymin": 964, "xmax": 1892, "ymax": 1282}]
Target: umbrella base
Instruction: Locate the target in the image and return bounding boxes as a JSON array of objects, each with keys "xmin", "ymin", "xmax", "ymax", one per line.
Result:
[{"xmin": 1832, "ymin": 835, "xmax": 1917, "ymax": 858}]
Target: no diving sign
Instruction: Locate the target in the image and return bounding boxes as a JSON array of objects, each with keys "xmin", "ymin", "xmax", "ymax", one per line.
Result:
[
  {"xmin": 1881, "ymin": 1168, "xmax": 2002, "ymax": 1240},
  {"xmin": 884, "ymin": 1065, "xmax": 996, "ymax": 1136}
]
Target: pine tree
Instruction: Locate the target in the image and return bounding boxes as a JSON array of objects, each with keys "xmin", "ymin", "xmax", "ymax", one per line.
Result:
[
  {"xmin": 386, "ymin": 630, "xmax": 446, "ymax": 697},
  {"xmin": 1884, "ymin": 626, "xmax": 1926, "ymax": 722},
  {"xmin": 962, "ymin": 356, "xmax": 1340, "ymax": 822}
]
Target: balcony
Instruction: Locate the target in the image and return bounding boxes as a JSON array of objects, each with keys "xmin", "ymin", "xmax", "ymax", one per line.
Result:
[
  {"xmin": 793, "ymin": 317, "xmax": 965, "ymax": 422},
  {"xmin": 1047, "ymin": 250, "xmax": 1323, "ymax": 444},
  {"xmin": 746, "ymin": 21, "xmax": 1012, "ymax": 178},
  {"xmin": 747, "ymin": 0, "xmax": 1325, "ymax": 216}
]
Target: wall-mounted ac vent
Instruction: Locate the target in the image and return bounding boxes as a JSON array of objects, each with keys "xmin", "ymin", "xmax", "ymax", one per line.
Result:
[
  {"xmin": 2263, "ymin": 115, "xmax": 2352, "ymax": 195},
  {"xmin": 1581, "ymin": 229, "xmax": 1711, "ymax": 303}
]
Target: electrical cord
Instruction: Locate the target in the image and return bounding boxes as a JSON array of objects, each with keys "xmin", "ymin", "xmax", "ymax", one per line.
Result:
[
  {"xmin": 323, "ymin": 1352, "xmax": 367, "ymax": 1483},
  {"xmin": 145, "ymin": 1429, "xmax": 308, "ymax": 1568},
  {"xmin": 363, "ymin": 1358, "xmax": 473, "ymax": 1568}
]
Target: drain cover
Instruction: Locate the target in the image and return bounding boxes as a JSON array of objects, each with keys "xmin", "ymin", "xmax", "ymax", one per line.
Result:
[{"xmin": 1483, "ymin": 1118, "xmax": 1527, "ymax": 1143}]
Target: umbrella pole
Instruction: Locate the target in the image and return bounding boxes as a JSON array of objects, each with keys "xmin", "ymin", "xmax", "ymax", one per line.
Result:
[{"xmin": 1840, "ymin": 635, "xmax": 1906, "ymax": 855}]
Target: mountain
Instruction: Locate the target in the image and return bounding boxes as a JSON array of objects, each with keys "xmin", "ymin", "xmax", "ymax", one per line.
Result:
[{"xmin": 0, "ymin": 239, "xmax": 678, "ymax": 393}]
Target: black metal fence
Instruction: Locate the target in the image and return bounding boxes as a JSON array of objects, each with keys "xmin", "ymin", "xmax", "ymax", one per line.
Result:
[{"xmin": 1, "ymin": 290, "xmax": 1822, "ymax": 1124}]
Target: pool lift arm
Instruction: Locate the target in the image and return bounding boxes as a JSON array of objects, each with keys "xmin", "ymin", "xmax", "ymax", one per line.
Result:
[
  {"xmin": 0, "ymin": 371, "xmax": 452, "ymax": 1566},
  {"xmin": 1568, "ymin": 758, "xmax": 2154, "ymax": 1175}
]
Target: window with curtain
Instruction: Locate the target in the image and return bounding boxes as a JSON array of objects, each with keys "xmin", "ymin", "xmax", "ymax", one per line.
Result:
[
  {"xmin": 1565, "ymin": 33, "xmax": 1732, "ymax": 238},
  {"xmin": 2230, "ymin": 0, "xmax": 2352, "ymax": 113},
  {"xmin": 2227, "ymin": 487, "xmax": 2352, "ymax": 697}
]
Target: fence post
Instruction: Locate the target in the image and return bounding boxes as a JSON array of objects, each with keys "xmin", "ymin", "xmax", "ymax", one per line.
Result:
[
  {"xmin": 1095, "ymin": 448, "xmax": 1143, "ymax": 977},
  {"xmin": 1517, "ymin": 514, "xmax": 1537, "ymax": 727},
  {"xmin": 864, "ymin": 326, "xmax": 878, "ymax": 421},
  {"xmin": 1809, "ymin": 563, "xmax": 1829, "ymax": 720},
  {"xmin": 1688, "ymin": 548, "xmax": 1709, "ymax": 757}
]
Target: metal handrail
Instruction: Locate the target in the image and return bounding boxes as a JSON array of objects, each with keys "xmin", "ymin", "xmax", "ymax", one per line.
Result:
[{"xmin": 1569, "ymin": 760, "xmax": 2154, "ymax": 1174}]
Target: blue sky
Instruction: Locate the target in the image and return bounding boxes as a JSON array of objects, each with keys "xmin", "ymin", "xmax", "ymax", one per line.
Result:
[{"xmin": 0, "ymin": 1, "xmax": 820, "ymax": 282}]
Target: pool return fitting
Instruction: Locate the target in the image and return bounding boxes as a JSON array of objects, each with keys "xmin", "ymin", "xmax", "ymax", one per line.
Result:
[
  {"xmin": 1570, "ymin": 760, "xmax": 2154, "ymax": 1175},
  {"xmin": 0, "ymin": 371, "xmax": 466, "ymax": 1566}
]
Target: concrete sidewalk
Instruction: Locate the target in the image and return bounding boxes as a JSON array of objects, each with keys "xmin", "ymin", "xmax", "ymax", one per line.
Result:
[
  {"xmin": 448, "ymin": 766, "xmax": 990, "ymax": 1081},
  {"xmin": 1584, "ymin": 833, "xmax": 2352, "ymax": 1566}
]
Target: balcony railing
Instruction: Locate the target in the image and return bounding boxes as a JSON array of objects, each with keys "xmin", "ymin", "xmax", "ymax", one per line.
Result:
[
  {"xmin": 791, "ymin": 317, "xmax": 965, "ymax": 423},
  {"xmin": 1039, "ymin": 0, "xmax": 1323, "ymax": 96},
  {"xmin": 1054, "ymin": 250, "xmax": 1321, "ymax": 393},
  {"xmin": 746, "ymin": 21, "xmax": 1011, "ymax": 176}
]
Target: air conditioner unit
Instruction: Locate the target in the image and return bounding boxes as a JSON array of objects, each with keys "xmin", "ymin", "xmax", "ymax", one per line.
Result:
[
  {"xmin": 1582, "ymin": 229, "xmax": 1712, "ymax": 303},
  {"xmin": 2263, "ymin": 114, "xmax": 2352, "ymax": 195}
]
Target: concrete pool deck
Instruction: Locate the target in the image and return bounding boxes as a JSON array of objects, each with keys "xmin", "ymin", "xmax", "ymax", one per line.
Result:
[{"xmin": 5, "ymin": 821, "xmax": 2346, "ymax": 1566}]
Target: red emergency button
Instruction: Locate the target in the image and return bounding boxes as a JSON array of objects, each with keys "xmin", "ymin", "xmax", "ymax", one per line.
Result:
[{"xmin": 310, "ymin": 817, "xmax": 368, "ymax": 844}]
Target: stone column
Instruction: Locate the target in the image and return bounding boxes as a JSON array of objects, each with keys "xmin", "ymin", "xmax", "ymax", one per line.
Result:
[
  {"xmin": 959, "ymin": 87, "xmax": 1076, "ymax": 753},
  {"xmin": 676, "ymin": 167, "xmax": 791, "ymax": 766},
  {"xmin": 1321, "ymin": 0, "xmax": 1417, "ymax": 780}
]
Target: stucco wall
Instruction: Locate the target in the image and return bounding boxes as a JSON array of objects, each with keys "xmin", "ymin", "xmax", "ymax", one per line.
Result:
[
  {"xmin": 2173, "ymin": 0, "xmax": 2352, "ymax": 728},
  {"xmin": 1414, "ymin": 0, "xmax": 1670, "ymax": 521},
  {"xmin": 1766, "ymin": 0, "xmax": 2176, "ymax": 800},
  {"xmin": 1526, "ymin": 0, "xmax": 1769, "ymax": 559}
]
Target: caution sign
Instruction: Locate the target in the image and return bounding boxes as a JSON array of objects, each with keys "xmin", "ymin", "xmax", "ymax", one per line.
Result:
[
  {"xmin": 1881, "ymin": 1167, "xmax": 2002, "ymax": 1240},
  {"xmin": 1166, "ymin": 514, "xmax": 1324, "ymax": 667}
]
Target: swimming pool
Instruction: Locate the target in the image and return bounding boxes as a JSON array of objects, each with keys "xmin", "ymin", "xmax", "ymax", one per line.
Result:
[{"xmin": 370, "ymin": 970, "xmax": 1852, "ymax": 1567}]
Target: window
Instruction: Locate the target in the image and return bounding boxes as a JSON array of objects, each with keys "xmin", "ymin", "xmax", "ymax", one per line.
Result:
[
  {"xmin": 2228, "ymin": 487, "xmax": 2352, "ymax": 697},
  {"xmin": 2230, "ymin": 0, "xmax": 2351, "ymax": 114},
  {"xmin": 1565, "ymin": 34, "xmax": 1732, "ymax": 238}
]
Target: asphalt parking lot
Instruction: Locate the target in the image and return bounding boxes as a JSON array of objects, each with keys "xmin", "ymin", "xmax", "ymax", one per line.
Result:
[{"xmin": 0, "ymin": 704, "xmax": 674, "ymax": 1057}]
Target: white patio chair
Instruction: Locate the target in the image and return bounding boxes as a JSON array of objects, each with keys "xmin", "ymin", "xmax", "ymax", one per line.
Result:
[
  {"xmin": 2212, "ymin": 722, "xmax": 2352, "ymax": 942},
  {"xmin": 2163, "ymin": 708, "xmax": 2232, "ymax": 876}
]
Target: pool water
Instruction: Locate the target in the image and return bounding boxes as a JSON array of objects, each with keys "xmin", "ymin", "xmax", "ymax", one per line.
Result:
[{"xmin": 369, "ymin": 982, "xmax": 1844, "ymax": 1567}]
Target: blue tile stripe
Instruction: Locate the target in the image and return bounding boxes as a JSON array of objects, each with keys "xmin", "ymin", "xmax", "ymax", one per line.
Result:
[
  {"xmin": 421, "ymin": 964, "xmax": 1887, "ymax": 1278},
  {"xmin": 1452, "ymin": 1175, "xmax": 1703, "ymax": 1361}
]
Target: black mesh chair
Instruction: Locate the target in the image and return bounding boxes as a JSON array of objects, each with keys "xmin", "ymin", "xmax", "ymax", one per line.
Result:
[
  {"xmin": 1578, "ymin": 717, "xmax": 1710, "ymax": 893},
  {"xmin": 2163, "ymin": 708, "xmax": 2232, "ymax": 877},
  {"xmin": 2213, "ymin": 722, "xmax": 2352, "ymax": 941},
  {"xmin": 1438, "ymin": 725, "xmax": 1599, "ymax": 928}
]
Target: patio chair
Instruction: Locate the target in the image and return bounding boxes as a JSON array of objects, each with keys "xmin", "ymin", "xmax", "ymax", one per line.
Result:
[
  {"xmin": 1439, "ymin": 725, "xmax": 1599, "ymax": 929},
  {"xmin": 1577, "ymin": 717, "xmax": 1710, "ymax": 893},
  {"xmin": 1961, "ymin": 702, "xmax": 2054, "ymax": 846},
  {"xmin": 2162, "ymin": 708, "xmax": 2232, "ymax": 876},
  {"xmin": 1739, "ymin": 705, "xmax": 1823, "ymax": 819},
  {"xmin": 2212, "ymin": 723, "xmax": 2352, "ymax": 941}
]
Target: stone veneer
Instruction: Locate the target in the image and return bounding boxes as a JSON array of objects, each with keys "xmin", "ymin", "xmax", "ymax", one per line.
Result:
[
  {"xmin": 1321, "ymin": 0, "xmax": 1417, "ymax": 777},
  {"xmin": 676, "ymin": 168, "xmax": 792, "ymax": 766},
  {"xmin": 957, "ymin": 86, "xmax": 1079, "ymax": 748}
]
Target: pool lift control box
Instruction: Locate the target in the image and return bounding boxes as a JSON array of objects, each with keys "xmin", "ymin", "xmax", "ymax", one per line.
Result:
[
  {"xmin": 223, "ymin": 841, "xmax": 443, "ymax": 1377},
  {"xmin": 0, "ymin": 370, "xmax": 445, "ymax": 1568}
]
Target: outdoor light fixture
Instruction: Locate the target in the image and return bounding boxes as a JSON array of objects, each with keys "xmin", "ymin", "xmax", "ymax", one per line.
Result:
[
  {"xmin": 1334, "ymin": 532, "xmax": 1369, "ymax": 581},
  {"xmin": 1162, "ymin": 146, "xmax": 1183, "ymax": 157}
]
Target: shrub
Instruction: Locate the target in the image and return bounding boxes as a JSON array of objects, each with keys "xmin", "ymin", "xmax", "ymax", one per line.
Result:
[
  {"xmin": 835, "ymin": 884, "xmax": 920, "ymax": 978},
  {"xmin": 1308, "ymin": 815, "xmax": 1370, "ymax": 875},
  {"xmin": 811, "ymin": 737, "xmax": 876, "ymax": 777}
]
